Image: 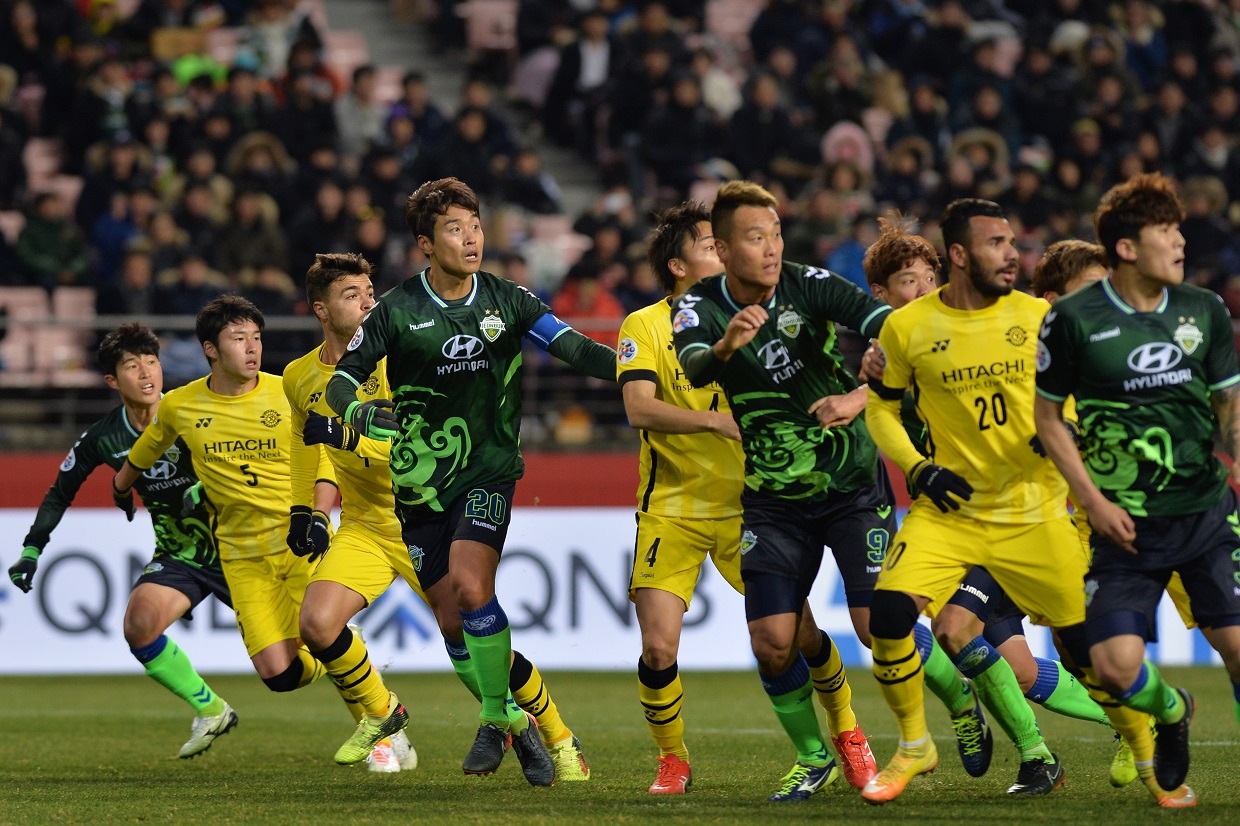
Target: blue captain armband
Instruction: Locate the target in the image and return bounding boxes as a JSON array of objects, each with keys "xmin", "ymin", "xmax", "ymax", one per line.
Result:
[{"xmin": 526, "ymin": 312, "xmax": 571, "ymax": 350}]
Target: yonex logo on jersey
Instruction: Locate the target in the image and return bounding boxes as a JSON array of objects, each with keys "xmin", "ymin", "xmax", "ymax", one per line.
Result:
[
  {"xmin": 931, "ymin": 339, "xmax": 950, "ymax": 352},
  {"xmin": 443, "ymin": 335, "xmax": 485, "ymax": 360},
  {"xmin": 1127, "ymin": 342, "xmax": 1182, "ymax": 373},
  {"xmin": 195, "ymin": 418, "xmax": 212, "ymax": 428},
  {"xmin": 308, "ymin": 392, "xmax": 322, "ymax": 404}
]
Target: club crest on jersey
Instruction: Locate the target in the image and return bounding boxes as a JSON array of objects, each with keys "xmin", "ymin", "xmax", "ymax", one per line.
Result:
[
  {"xmin": 408, "ymin": 544, "xmax": 424, "ymax": 572},
  {"xmin": 1006, "ymin": 326, "xmax": 1028, "ymax": 346},
  {"xmin": 480, "ymin": 311, "xmax": 506, "ymax": 342},
  {"xmin": 777, "ymin": 308, "xmax": 802, "ymax": 338},
  {"xmin": 259, "ymin": 409, "xmax": 282, "ymax": 428},
  {"xmin": 1174, "ymin": 317, "xmax": 1203, "ymax": 355},
  {"xmin": 672, "ymin": 308, "xmax": 699, "ymax": 333},
  {"xmin": 740, "ymin": 530, "xmax": 758, "ymax": 555},
  {"xmin": 347, "ymin": 326, "xmax": 364, "ymax": 351},
  {"xmin": 164, "ymin": 444, "xmax": 181, "ymax": 464},
  {"xmin": 362, "ymin": 376, "xmax": 381, "ymax": 396},
  {"xmin": 618, "ymin": 337, "xmax": 638, "ymax": 364}
]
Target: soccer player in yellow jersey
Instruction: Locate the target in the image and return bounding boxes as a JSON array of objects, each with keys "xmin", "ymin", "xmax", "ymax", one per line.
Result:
[
  {"xmin": 286, "ymin": 252, "xmax": 588, "ymax": 784},
  {"xmin": 861, "ymin": 199, "xmax": 1088, "ymax": 803},
  {"xmin": 620, "ymin": 203, "xmax": 875, "ymax": 796},
  {"xmin": 112, "ymin": 295, "xmax": 406, "ymax": 758}
]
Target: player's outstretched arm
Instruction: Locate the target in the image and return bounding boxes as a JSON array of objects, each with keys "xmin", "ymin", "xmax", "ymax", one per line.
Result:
[
  {"xmin": 1211, "ymin": 383, "xmax": 1240, "ymax": 485},
  {"xmin": 1033, "ymin": 394, "xmax": 1135, "ymax": 552},
  {"xmin": 676, "ymin": 305, "xmax": 768, "ymax": 387},
  {"xmin": 18, "ymin": 430, "xmax": 107, "ymax": 586},
  {"xmin": 621, "ymin": 378, "xmax": 739, "ymax": 439},
  {"xmin": 543, "ymin": 327, "xmax": 617, "ymax": 380}
]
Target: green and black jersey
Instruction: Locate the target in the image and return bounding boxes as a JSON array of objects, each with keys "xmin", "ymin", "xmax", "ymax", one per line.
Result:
[
  {"xmin": 672, "ymin": 261, "xmax": 892, "ymax": 500},
  {"xmin": 328, "ymin": 269, "xmax": 615, "ymax": 515},
  {"xmin": 1036, "ymin": 279, "xmax": 1240, "ymax": 517},
  {"xmin": 23, "ymin": 405, "xmax": 219, "ymax": 568}
]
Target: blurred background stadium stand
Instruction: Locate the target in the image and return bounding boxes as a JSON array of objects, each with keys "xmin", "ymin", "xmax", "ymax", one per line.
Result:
[{"xmin": 3, "ymin": 0, "xmax": 1240, "ymax": 452}]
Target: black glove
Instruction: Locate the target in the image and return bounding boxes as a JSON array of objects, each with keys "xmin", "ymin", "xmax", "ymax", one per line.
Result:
[
  {"xmin": 304, "ymin": 411, "xmax": 360, "ymax": 452},
  {"xmin": 180, "ymin": 481, "xmax": 207, "ymax": 518},
  {"xmin": 1029, "ymin": 420, "xmax": 1082, "ymax": 458},
  {"xmin": 288, "ymin": 506, "xmax": 331, "ymax": 563},
  {"xmin": 8, "ymin": 546, "xmax": 39, "ymax": 593},
  {"xmin": 343, "ymin": 399, "xmax": 398, "ymax": 440},
  {"xmin": 113, "ymin": 482, "xmax": 135, "ymax": 522},
  {"xmin": 912, "ymin": 461, "xmax": 974, "ymax": 513}
]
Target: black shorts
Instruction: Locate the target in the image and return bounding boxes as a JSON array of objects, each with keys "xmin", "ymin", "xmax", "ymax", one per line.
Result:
[
  {"xmin": 133, "ymin": 556, "xmax": 232, "ymax": 622},
  {"xmin": 740, "ymin": 462, "xmax": 897, "ymax": 618},
  {"xmin": 1086, "ymin": 488, "xmax": 1240, "ymax": 645},
  {"xmin": 395, "ymin": 482, "xmax": 516, "ymax": 591},
  {"xmin": 947, "ymin": 566, "xmax": 1025, "ymax": 646}
]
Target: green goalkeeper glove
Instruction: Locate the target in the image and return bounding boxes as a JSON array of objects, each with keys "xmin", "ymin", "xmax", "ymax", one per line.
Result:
[
  {"xmin": 343, "ymin": 399, "xmax": 398, "ymax": 441},
  {"xmin": 8, "ymin": 546, "xmax": 39, "ymax": 593}
]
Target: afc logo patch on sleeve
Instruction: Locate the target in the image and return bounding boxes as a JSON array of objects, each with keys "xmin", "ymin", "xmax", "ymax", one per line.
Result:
[
  {"xmin": 672, "ymin": 309, "xmax": 699, "ymax": 334},
  {"xmin": 347, "ymin": 327, "xmax": 364, "ymax": 351},
  {"xmin": 618, "ymin": 337, "xmax": 639, "ymax": 364},
  {"xmin": 60, "ymin": 448, "xmax": 76, "ymax": 472}
]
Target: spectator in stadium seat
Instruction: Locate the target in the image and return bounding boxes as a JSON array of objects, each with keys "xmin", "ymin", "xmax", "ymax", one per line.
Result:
[
  {"xmin": 76, "ymin": 132, "xmax": 153, "ymax": 233},
  {"xmin": 335, "ymin": 65, "xmax": 386, "ymax": 162},
  {"xmin": 273, "ymin": 69, "xmax": 338, "ymax": 165},
  {"xmin": 17, "ymin": 191, "xmax": 91, "ymax": 291},
  {"xmin": 886, "ymin": 76, "xmax": 951, "ymax": 165},
  {"xmin": 225, "ymin": 130, "xmax": 295, "ymax": 214},
  {"xmin": 97, "ymin": 245, "xmax": 157, "ymax": 316},
  {"xmin": 640, "ymin": 72, "xmax": 723, "ymax": 197},
  {"xmin": 461, "ymin": 78, "xmax": 517, "ymax": 161},
  {"xmin": 65, "ymin": 54, "xmax": 138, "ymax": 173},
  {"xmin": 1141, "ymin": 79, "xmax": 1205, "ymax": 162},
  {"xmin": 728, "ymin": 71, "xmax": 800, "ymax": 182},
  {"xmin": 388, "ymin": 70, "xmax": 448, "ymax": 150},
  {"xmin": 91, "ymin": 189, "xmax": 142, "ymax": 287},
  {"xmin": 1084, "ymin": 72, "xmax": 1138, "ymax": 150},
  {"xmin": 216, "ymin": 64, "xmax": 279, "ymax": 136},
  {"xmin": 550, "ymin": 260, "xmax": 626, "ymax": 347},
  {"xmin": 997, "ymin": 164, "xmax": 1053, "ymax": 235},
  {"xmin": 172, "ymin": 180, "xmax": 223, "ymax": 251},
  {"xmin": 154, "ymin": 250, "xmax": 227, "ymax": 317},
  {"xmin": 237, "ymin": 0, "xmax": 323, "ymax": 81},
  {"xmin": 213, "ymin": 187, "xmax": 287, "ymax": 282},
  {"xmin": 617, "ymin": 0, "xmax": 684, "ymax": 73},
  {"xmin": 503, "ymin": 148, "xmax": 563, "ymax": 215},
  {"xmin": 143, "ymin": 208, "xmax": 192, "ymax": 275},
  {"xmin": 350, "ymin": 205, "xmax": 392, "ymax": 289},
  {"xmin": 606, "ymin": 42, "xmax": 673, "ymax": 152},
  {"xmin": 544, "ymin": 8, "xmax": 615, "ymax": 153},
  {"xmin": 286, "ymin": 177, "xmax": 352, "ymax": 279},
  {"xmin": 0, "ymin": 105, "xmax": 26, "ymax": 208},
  {"xmin": 162, "ymin": 144, "xmax": 233, "ymax": 214},
  {"xmin": 359, "ymin": 146, "xmax": 411, "ymax": 234},
  {"xmin": 242, "ymin": 262, "xmax": 298, "ymax": 316},
  {"xmin": 419, "ymin": 107, "xmax": 500, "ymax": 198},
  {"xmin": 380, "ymin": 114, "xmax": 424, "ymax": 179}
]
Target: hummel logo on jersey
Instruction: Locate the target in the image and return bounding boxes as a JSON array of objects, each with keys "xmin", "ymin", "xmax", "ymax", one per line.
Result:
[
  {"xmin": 308, "ymin": 392, "xmax": 322, "ymax": 404},
  {"xmin": 408, "ymin": 319, "xmax": 435, "ymax": 331},
  {"xmin": 1089, "ymin": 327, "xmax": 1120, "ymax": 343},
  {"xmin": 931, "ymin": 339, "xmax": 950, "ymax": 352},
  {"xmin": 195, "ymin": 418, "xmax": 212, "ymax": 428}
]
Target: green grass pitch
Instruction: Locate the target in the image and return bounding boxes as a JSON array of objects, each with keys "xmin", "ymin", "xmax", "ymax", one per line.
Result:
[{"xmin": 1, "ymin": 667, "xmax": 1236, "ymax": 823}]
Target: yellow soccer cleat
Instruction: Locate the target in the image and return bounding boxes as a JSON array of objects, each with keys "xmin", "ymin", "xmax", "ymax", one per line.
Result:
[
  {"xmin": 334, "ymin": 691, "xmax": 409, "ymax": 765},
  {"xmin": 861, "ymin": 739, "xmax": 939, "ymax": 805},
  {"xmin": 550, "ymin": 735, "xmax": 591, "ymax": 781}
]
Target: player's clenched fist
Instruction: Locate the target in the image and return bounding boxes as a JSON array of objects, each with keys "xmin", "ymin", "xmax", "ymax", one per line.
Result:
[
  {"xmin": 8, "ymin": 546, "xmax": 40, "ymax": 593},
  {"xmin": 304, "ymin": 410, "xmax": 361, "ymax": 452},
  {"xmin": 716, "ymin": 305, "xmax": 769, "ymax": 359}
]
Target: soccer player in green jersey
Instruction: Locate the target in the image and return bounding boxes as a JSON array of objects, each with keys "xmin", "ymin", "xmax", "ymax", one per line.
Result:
[
  {"xmin": 8, "ymin": 323, "xmax": 236, "ymax": 758},
  {"xmin": 670, "ymin": 181, "xmax": 897, "ymax": 802},
  {"xmin": 327, "ymin": 177, "xmax": 615, "ymax": 780},
  {"xmin": 1036, "ymin": 173, "xmax": 1240, "ymax": 806}
]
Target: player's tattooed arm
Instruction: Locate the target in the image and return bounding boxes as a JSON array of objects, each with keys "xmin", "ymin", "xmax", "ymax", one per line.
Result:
[{"xmin": 1211, "ymin": 383, "xmax": 1240, "ymax": 480}]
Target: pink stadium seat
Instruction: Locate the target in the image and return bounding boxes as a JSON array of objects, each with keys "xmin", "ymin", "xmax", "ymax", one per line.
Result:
[
  {"xmin": 0, "ymin": 210, "xmax": 24, "ymax": 245},
  {"xmin": 52, "ymin": 287, "xmax": 97, "ymax": 323},
  {"xmin": 689, "ymin": 179, "xmax": 722, "ymax": 208},
  {"xmin": 705, "ymin": 0, "xmax": 763, "ymax": 50},
  {"xmin": 457, "ymin": 0, "xmax": 517, "ymax": 53},
  {"xmin": 22, "ymin": 138, "xmax": 61, "ymax": 188},
  {"xmin": 206, "ymin": 27, "xmax": 240, "ymax": 64},
  {"xmin": 35, "ymin": 327, "xmax": 100, "ymax": 388},
  {"xmin": 0, "ymin": 287, "xmax": 50, "ymax": 384},
  {"xmin": 529, "ymin": 214, "xmax": 572, "ymax": 242},
  {"xmin": 373, "ymin": 67, "xmax": 404, "ymax": 104}
]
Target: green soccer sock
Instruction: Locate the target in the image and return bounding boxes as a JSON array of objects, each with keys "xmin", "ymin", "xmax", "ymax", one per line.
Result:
[
  {"xmin": 1025, "ymin": 658, "xmax": 1110, "ymax": 726},
  {"xmin": 132, "ymin": 635, "xmax": 224, "ymax": 716},
  {"xmin": 913, "ymin": 624, "xmax": 974, "ymax": 716},
  {"xmin": 1117, "ymin": 661, "xmax": 1185, "ymax": 724},
  {"xmin": 954, "ymin": 636, "xmax": 1048, "ymax": 755},
  {"xmin": 461, "ymin": 598, "xmax": 514, "ymax": 727},
  {"xmin": 445, "ymin": 638, "xmax": 482, "ymax": 701},
  {"xmin": 762, "ymin": 655, "xmax": 830, "ymax": 766}
]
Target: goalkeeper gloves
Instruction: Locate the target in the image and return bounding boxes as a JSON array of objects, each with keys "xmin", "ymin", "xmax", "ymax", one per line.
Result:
[
  {"xmin": 304, "ymin": 411, "xmax": 361, "ymax": 452},
  {"xmin": 343, "ymin": 399, "xmax": 399, "ymax": 441},
  {"xmin": 112, "ymin": 482, "xmax": 135, "ymax": 521},
  {"xmin": 911, "ymin": 460, "xmax": 974, "ymax": 513},
  {"xmin": 8, "ymin": 546, "xmax": 40, "ymax": 593},
  {"xmin": 288, "ymin": 506, "xmax": 331, "ymax": 563},
  {"xmin": 180, "ymin": 481, "xmax": 208, "ymax": 517}
]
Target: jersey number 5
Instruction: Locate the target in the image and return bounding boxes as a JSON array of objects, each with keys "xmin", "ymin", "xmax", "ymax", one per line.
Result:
[{"xmin": 239, "ymin": 463, "xmax": 259, "ymax": 487}]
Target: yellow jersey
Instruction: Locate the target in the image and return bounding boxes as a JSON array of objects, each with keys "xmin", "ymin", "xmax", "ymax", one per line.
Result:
[
  {"xmin": 128, "ymin": 372, "xmax": 296, "ymax": 560},
  {"xmin": 283, "ymin": 347, "xmax": 398, "ymax": 535},
  {"xmin": 617, "ymin": 298, "xmax": 743, "ymax": 519},
  {"xmin": 867, "ymin": 288, "xmax": 1068, "ymax": 524}
]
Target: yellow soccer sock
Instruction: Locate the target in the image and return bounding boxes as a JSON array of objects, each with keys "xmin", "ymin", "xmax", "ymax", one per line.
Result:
[
  {"xmin": 311, "ymin": 630, "xmax": 389, "ymax": 718},
  {"xmin": 872, "ymin": 634, "xmax": 929, "ymax": 746},
  {"xmin": 804, "ymin": 629, "xmax": 856, "ymax": 737},
  {"xmin": 295, "ymin": 646, "xmax": 326, "ymax": 687},
  {"xmin": 510, "ymin": 649, "xmax": 571, "ymax": 745},
  {"xmin": 1083, "ymin": 668, "xmax": 1155, "ymax": 768},
  {"xmin": 638, "ymin": 657, "xmax": 689, "ymax": 761}
]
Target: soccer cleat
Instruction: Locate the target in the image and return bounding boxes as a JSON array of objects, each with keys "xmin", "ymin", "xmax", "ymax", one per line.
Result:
[
  {"xmin": 950, "ymin": 683, "xmax": 993, "ymax": 778},
  {"xmin": 463, "ymin": 722, "xmax": 511, "ymax": 775},
  {"xmin": 831, "ymin": 725, "xmax": 877, "ymax": 788},
  {"xmin": 1153, "ymin": 687, "xmax": 1194, "ymax": 793},
  {"xmin": 366, "ymin": 738, "xmax": 400, "ymax": 773},
  {"xmin": 1006, "ymin": 753, "xmax": 1065, "ymax": 795},
  {"xmin": 390, "ymin": 729, "xmax": 418, "ymax": 771},
  {"xmin": 178, "ymin": 701, "xmax": 238, "ymax": 758},
  {"xmin": 334, "ymin": 691, "xmax": 409, "ymax": 765},
  {"xmin": 1142, "ymin": 776, "xmax": 1198, "ymax": 808},
  {"xmin": 861, "ymin": 740, "xmax": 939, "ymax": 805},
  {"xmin": 1109, "ymin": 732, "xmax": 1137, "ymax": 787},
  {"xmin": 549, "ymin": 735, "xmax": 590, "ymax": 781},
  {"xmin": 511, "ymin": 712, "xmax": 556, "ymax": 786},
  {"xmin": 649, "ymin": 754, "xmax": 692, "ymax": 794},
  {"xmin": 768, "ymin": 759, "xmax": 840, "ymax": 802}
]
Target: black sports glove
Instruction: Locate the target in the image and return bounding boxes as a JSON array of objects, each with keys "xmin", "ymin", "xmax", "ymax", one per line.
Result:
[
  {"xmin": 180, "ymin": 481, "xmax": 207, "ymax": 517},
  {"xmin": 304, "ymin": 411, "xmax": 361, "ymax": 452},
  {"xmin": 8, "ymin": 546, "xmax": 40, "ymax": 593},
  {"xmin": 911, "ymin": 460, "xmax": 974, "ymax": 513},
  {"xmin": 343, "ymin": 399, "xmax": 398, "ymax": 440},
  {"xmin": 1029, "ymin": 420, "xmax": 1082, "ymax": 458},
  {"xmin": 113, "ymin": 482, "xmax": 135, "ymax": 521},
  {"xmin": 287, "ymin": 506, "xmax": 331, "ymax": 563}
]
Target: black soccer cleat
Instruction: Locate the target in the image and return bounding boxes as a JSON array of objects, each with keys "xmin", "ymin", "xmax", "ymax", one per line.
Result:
[
  {"xmin": 1006, "ymin": 753, "xmax": 1065, "ymax": 796},
  {"xmin": 950, "ymin": 683, "xmax": 993, "ymax": 778},
  {"xmin": 1154, "ymin": 687, "xmax": 1194, "ymax": 792},
  {"xmin": 511, "ymin": 713, "xmax": 555, "ymax": 786},
  {"xmin": 463, "ymin": 722, "xmax": 510, "ymax": 776}
]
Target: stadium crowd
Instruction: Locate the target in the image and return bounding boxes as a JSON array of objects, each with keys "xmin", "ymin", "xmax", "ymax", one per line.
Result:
[{"xmin": 3, "ymin": 0, "xmax": 1240, "ymax": 384}]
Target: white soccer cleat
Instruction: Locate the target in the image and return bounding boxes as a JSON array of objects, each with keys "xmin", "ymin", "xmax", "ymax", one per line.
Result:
[
  {"xmin": 390, "ymin": 729, "xmax": 418, "ymax": 771},
  {"xmin": 178, "ymin": 701, "xmax": 238, "ymax": 758},
  {"xmin": 367, "ymin": 738, "xmax": 401, "ymax": 773}
]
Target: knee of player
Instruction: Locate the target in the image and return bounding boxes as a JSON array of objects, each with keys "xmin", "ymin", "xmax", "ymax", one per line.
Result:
[
  {"xmin": 869, "ymin": 590, "xmax": 919, "ymax": 642},
  {"xmin": 932, "ymin": 610, "xmax": 981, "ymax": 657},
  {"xmin": 122, "ymin": 607, "xmax": 164, "ymax": 649},
  {"xmin": 749, "ymin": 632, "xmax": 795, "ymax": 673},
  {"xmin": 452, "ymin": 579, "xmax": 494, "ymax": 612},
  {"xmin": 640, "ymin": 638, "xmax": 680, "ymax": 671},
  {"xmin": 261, "ymin": 661, "xmax": 305, "ymax": 692},
  {"xmin": 297, "ymin": 609, "xmax": 337, "ymax": 651},
  {"xmin": 1090, "ymin": 653, "xmax": 1142, "ymax": 696}
]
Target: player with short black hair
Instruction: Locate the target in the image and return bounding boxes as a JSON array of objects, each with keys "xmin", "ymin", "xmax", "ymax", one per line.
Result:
[{"xmin": 9, "ymin": 323, "xmax": 236, "ymax": 759}]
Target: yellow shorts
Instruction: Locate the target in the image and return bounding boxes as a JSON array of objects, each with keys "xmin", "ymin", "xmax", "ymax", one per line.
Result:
[
  {"xmin": 876, "ymin": 507, "xmax": 1087, "ymax": 627},
  {"xmin": 311, "ymin": 521, "xmax": 427, "ymax": 605},
  {"xmin": 222, "ymin": 550, "xmax": 315, "ymax": 657},
  {"xmin": 630, "ymin": 511, "xmax": 744, "ymax": 608}
]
